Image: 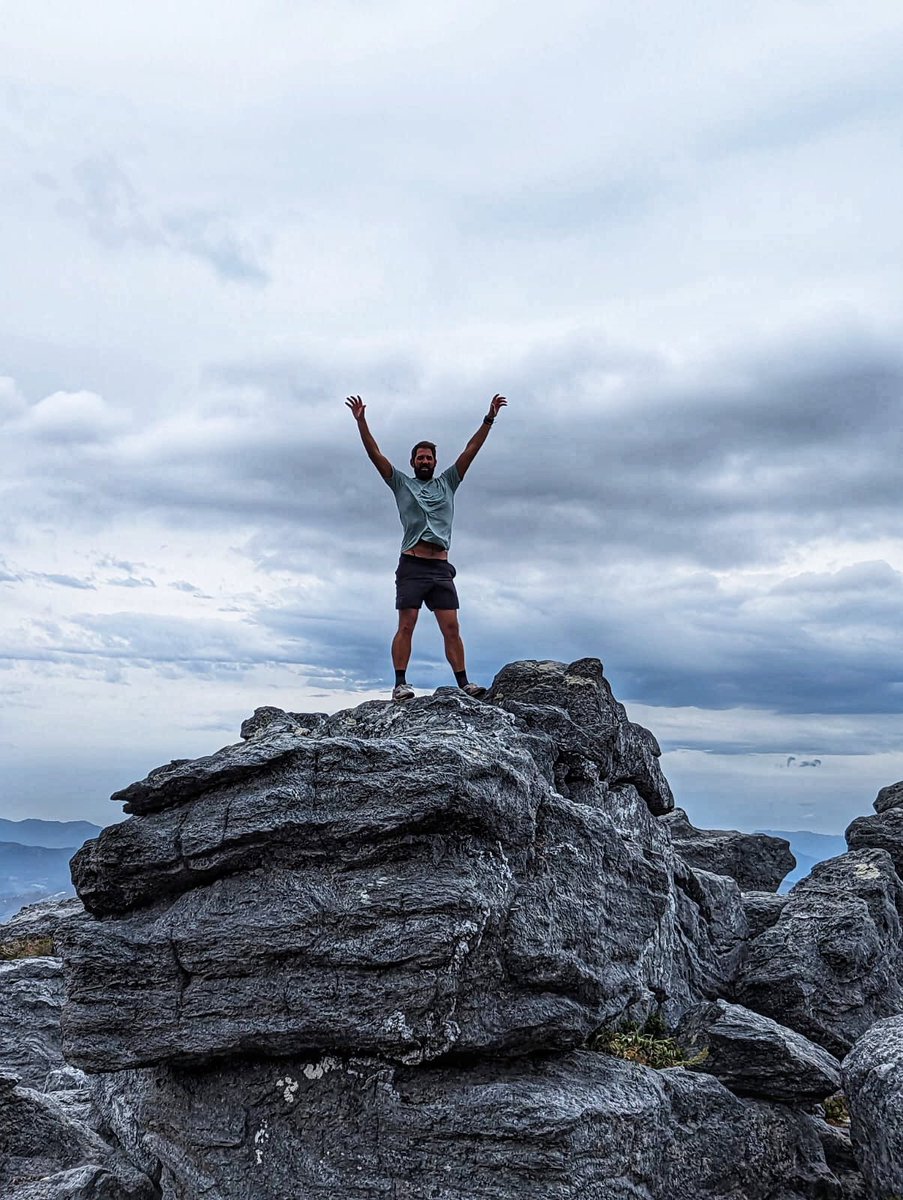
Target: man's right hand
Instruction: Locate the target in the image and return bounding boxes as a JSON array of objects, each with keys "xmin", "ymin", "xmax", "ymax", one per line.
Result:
[{"xmin": 345, "ymin": 395, "xmax": 365, "ymax": 421}]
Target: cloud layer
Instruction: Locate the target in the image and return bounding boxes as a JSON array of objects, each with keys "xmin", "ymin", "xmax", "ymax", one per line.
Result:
[{"xmin": 1, "ymin": 1, "xmax": 901, "ymax": 829}]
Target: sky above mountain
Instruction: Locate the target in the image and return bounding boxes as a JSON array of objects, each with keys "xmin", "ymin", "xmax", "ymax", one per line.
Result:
[{"xmin": 2, "ymin": 1, "xmax": 901, "ymax": 830}]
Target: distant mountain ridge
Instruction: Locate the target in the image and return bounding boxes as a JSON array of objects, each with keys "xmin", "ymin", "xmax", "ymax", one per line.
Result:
[
  {"xmin": 0, "ymin": 818, "xmax": 101, "ymax": 921},
  {"xmin": 757, "ymin": 829, "xmax": 847, "ymax": 893},
  {"xmin": 0, "ymin": 817, "xmax": 102, "ymax": 848}
]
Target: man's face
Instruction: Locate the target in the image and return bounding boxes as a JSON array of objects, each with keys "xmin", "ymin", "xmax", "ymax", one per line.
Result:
[{"xmin": 412, "ymin": 448, "xmax": 436, "ymax": 480}]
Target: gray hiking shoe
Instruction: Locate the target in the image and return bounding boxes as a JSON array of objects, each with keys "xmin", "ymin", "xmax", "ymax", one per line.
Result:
[
  {"xmin": 392, "ymin": 683, "xmax": 415, "ymax": 703},
  {"xmin": 461, "ymin": 682, "xmax": 486, "ymax": 699}
]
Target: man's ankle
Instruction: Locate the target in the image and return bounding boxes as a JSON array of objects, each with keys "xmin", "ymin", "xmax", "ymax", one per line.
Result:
[
  {"xmin": 454, "ymin": 669, "xmax": 469, "ymax": 688},
  {"xmin": 394, "ymin": 669, "xmax": 408, "ymax": 686}
]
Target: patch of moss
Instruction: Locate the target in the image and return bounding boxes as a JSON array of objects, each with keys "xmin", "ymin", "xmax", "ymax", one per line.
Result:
[
  {"xmin": 589, "ymin": 1019, "xmax": 708, "ymax": 1069},
  {"xmin": 0, "ymin": 935, "xmax": 55, "ymax": 960},
  {"xmin": 823, "ymin": 1092, "xmax": 850, "ymax": 1126}
]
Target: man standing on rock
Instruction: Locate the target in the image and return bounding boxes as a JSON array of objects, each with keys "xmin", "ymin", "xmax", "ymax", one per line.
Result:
[{"xmin": 345, "ymin": 393, "xmax": 507, "ymax": 703}]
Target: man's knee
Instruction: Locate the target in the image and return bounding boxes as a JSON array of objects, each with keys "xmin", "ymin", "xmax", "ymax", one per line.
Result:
[
  {"xmin": 435, "ymin": 610, "xmax": 460, "ymax": 638},
  {"xmin": 396, "ymin": 609, "xmax": 419, "ymax": 635}
]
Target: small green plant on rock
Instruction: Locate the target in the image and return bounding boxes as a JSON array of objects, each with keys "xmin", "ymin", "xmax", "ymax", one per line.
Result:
[
  {"xmin": 589, "ymin": 1019, "xmax": 707, "ymax": 1069},
  {"xmin": 0, "ymin": 935, "xmax": 55, "ymax": 960}
]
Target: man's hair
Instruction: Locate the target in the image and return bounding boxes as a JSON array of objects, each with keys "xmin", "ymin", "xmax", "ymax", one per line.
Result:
[{"xmin": 410, "ymin": 441, "xmax": 437, "ymax": 463}]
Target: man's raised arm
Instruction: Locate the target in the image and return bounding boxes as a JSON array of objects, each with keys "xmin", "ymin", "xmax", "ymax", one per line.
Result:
[
  {"xmin": 346, "ymin": 395, "xmax": 393, "ymax": 481},
  {"xmin": 454, "ymin": 393, "xmax": 507, "ymax": 480}
]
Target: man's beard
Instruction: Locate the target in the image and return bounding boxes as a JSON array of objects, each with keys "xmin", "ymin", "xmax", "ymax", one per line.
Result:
[{"xmin": 414, "ymin": 465, "xmax": 435, "ymax": 480}]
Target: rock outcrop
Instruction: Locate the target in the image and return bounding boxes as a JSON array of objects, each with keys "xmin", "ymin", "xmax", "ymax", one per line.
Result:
[
  {"xmin": 61, "ymin": 663, "xmax": 711, "ymax": 1075},
  {"xmin": 674, "ymin": 998, "xmax": 842, "ymax": 1100},
  {"xmin": 873, "ymin": 779, "xmax": 903, "ymax": 814},
  {"xmin": 736, "ymin": 849, "xmax": 903, "ymax": 1057},
  {"xmin": 9, "ymin": 657, "xmax": 897, "ymax": 1197},
  {"xmin": 660, "ymin": 807, "xmax": 795, "ymax": 892},
  {"xmin": 843, "ymin": 1013, "xmax": 903, "ymax": 1199}
]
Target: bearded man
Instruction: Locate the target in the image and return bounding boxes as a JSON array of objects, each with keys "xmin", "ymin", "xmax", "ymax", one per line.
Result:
[{"xmin": 345, "ymin": 393, "xmax": 507, "ymax": 702}]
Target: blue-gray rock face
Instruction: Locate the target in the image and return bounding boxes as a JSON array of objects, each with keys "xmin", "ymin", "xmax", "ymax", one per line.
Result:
[
  {"xmin": 0, "ymin": 958, "xmax": 67, "ymax": 1090},
  {"xmin": 737, "ymin": 849, "xmax": 903, "ymax": 1057},
  {"xmin": 843, "ymin": 1014, "xmax": 903, "ymax": 1199},
  {"xmin": 61, "ymin": 664, "xmax": 731, "ymax": 1074},
  {"xmin": 874, "ymin": 779, "xmax": 903, "ymax": 814},
  {"xmin": 674, "ymin": 999, "xmax": 842, "ymax": 1100},
  {"xmin": 0, "ymin": 1069, "xmax": 154, "ymax": 1200},
  {"xmin": 846, "ymin": 806, "xmax": 903, "ymax": 878},
  {"xmin": 94, "ymin": 1050, "xmax": 842, "ymax": 1200},
  {"xmin": 36, "ymin": 659, "xmax": 886, "ymax": 1198},
  {"xmin": 741, "ymin": 890, "xmax": 788, "ymax": 939},
  {"xmin": 660, "ymin": 807, "xmax": 795, "ymax": 893}
]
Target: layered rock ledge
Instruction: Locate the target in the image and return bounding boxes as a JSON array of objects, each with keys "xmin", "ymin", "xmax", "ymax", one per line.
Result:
[{"xmin": 30, "ymin": 657, "xmax": 901, "ymax": 1197}]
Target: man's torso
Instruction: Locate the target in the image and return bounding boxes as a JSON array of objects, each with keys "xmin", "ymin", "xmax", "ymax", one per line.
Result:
[{"xmin": 386, "ymin": 466, "xmax": 461, "ymax": 558}]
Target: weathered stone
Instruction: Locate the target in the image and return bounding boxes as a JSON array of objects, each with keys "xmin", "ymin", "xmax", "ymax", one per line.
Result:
[
  {"xmin": 737, "ymin": 849, "xmax": 903, "ymax": 1057},
  {"xmin": 0, "ymin": 1070, "xmax": 154, "ymax": 1200},
  {"xmin": 811, "ymin": 1119, "xmax": 867, "ymax": 1200},
  {"xmin": 666, "ymin": 864, "xmax": 749, "ymax": 1008},
  {"xmin": 240, "ymin": 705, "xmax": 328, "ymax": 741},
  {"xmin": 846, "ymin": 806, "xmax": 903, "ymax": 878},
  {"xmin": 661, "ymin": 807, "xmax": 795, "ymax": 892},
  {"xmin": 675, "ymin": 999, "xmax": 842, "ymax": 1100},
  {"xmin": 741, "ymin": 891, "xmax": 788, "ymax": 939},
  {"xmin": 63, "ymin": 676, "xmax": 734, "ymax": 1073},
  {"xmin": 874, "ymin": 778, "xmax": 903, "ymax": 814},
  {"xmin": 93, "ymin": 1050, "xmax": 842, "ymax": 1200},
  {"xmin": 0, "ymin": 957, "xmax": 66, "ymax": 1088},
  {"xmin": 484, "ymin": 657, "xmax": 675, "ymax": 815},
  {"xmin": 843, "ymin": 1013, "xmax": 903, "ymax": 1200},
  {"xmin": 0, "ymin": 896, "xmax": 84, "ymax": 954}
]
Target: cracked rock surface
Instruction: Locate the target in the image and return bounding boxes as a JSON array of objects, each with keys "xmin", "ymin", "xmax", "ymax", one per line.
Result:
[
  {"xmin": 62, "ymin": 663, "xmax": 718, "ymax": 1072},
  {"xmin": 736, "ymin": 849, "xmax": 903, "ymax": 1057},
  {"xmin": 660, "ymin": 807, "xmax": 795, "ymax": 892},
  {"xmin": 9, "ymin": 657, "xmax": 891, "ymax": 1197}
]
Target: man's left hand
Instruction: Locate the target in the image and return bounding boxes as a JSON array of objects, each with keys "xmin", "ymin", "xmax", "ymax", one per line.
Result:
[{"xmin": 488, "ymin": 394, "xmax": 507, "ymax": 418}]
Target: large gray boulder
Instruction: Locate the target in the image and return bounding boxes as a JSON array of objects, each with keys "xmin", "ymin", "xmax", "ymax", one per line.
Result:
[
  {"xmin": 63, "ymin": 675, "xmax": 720, "ymax": 1074},
  {"xmin": 483, "ymin": 658, "xmax": 675, "ymax": 815},
  {"xmin": 843, "ymin": 1013, "xmax": 903, "ymax": 1199},
  {"xmin": 660, "ymin": 807, "xmax": 795, "ymax": 892},
  {"xmin": 674, "ymin": 999, "xmax": 842, "ymax": 1100},
  {"xmin": 41, "ymin": 658, "xmax": 869, "ymax": 1196},
  {"xmin": 0, "ymin": 897, "xmax": 84, "ymax": 954},
  {"xmin": 91, "ymin": 1050, "xmax": 842, "ymax": 1200},
  {"xmin": 0, "ymin": 1070, "xmax": 154, "ymax": 1200},
  {"xmin": 0, "ymin": 957, "xmax": 66, "ymax": 1089},
  {"xmin": 742, "ymin": 890, "xmax": 788, "ymax": 939},
  {"xmin": 737, "ymin": 849, "xmax": 903, "ymax": 1056},
  {"xmin": 874, "ymin": 779, "xmax": 903, "ymax": 814},
  {"xmin": 846, "ymin": 806, "xmax": 903, "ymax": 878}
]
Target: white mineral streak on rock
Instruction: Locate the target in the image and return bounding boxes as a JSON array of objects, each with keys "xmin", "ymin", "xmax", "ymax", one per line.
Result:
[{"xmin": 254, "ymin": 1119, "xmax": 270, "ymax": 1165}]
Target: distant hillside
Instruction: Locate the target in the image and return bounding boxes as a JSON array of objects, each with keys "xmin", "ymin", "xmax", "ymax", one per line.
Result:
[
  {"xmin": 758, "ymin": 829, "xmax": 848, "ymax": 893},
  {"xmin": 0, "ymin": 819, "xmax": 101, "ymax": 921},
  {"xmin": 0, "ymin": 818, "xmax": 101, "ymax": 848}
]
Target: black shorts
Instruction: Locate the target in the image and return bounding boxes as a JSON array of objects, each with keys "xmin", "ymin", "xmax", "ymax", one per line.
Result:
[{"xmin": 395, "ymin": 554, "xmax": 459, "ymax": 611}]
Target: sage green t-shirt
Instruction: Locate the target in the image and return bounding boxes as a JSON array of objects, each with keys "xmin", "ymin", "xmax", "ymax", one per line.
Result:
[{"xmin": 385, "ymin": 464, "xmax": 462, "ymax": 552}]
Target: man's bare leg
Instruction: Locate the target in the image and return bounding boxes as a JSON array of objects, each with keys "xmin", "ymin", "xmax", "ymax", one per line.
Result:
[
  {"xmin": 434, "ymin": 609, "xmax": 484, "ymax": 695},
  {"xmin": 391, "ymin": 609, "xmax": 419, "ymax": 701},
  {"xmin": 433, "ymin": 608, "xmax": 466, "ymax": 674}
]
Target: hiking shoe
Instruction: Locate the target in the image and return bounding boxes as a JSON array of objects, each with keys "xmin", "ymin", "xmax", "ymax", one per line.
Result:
[
  {"xmin": 392, "ymin": 683, "xmax": 415, "ymax": 703},
  {"xmin": 460, "ymin": 682, "xmax": 486, "ymax": 699}
]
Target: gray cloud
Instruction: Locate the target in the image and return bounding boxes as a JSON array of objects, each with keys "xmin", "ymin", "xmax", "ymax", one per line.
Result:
[
  {"xmin": 34, "ymin": 573, "xmax": 96, "ymax": 591},
  {"xmin": 48, "ymin": 155, "xmax": 269, "ymax": 285}
]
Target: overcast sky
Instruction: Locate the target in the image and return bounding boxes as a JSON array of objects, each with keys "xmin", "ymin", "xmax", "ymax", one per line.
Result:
[{"xmin": 2, "ymin": 1, "xmax": 901, "ymax": 833}]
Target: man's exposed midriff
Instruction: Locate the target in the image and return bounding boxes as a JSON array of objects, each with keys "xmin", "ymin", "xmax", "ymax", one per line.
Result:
[{"xmin": 402, "ymin": 539, "xmax": 449, "ymax": 560}]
